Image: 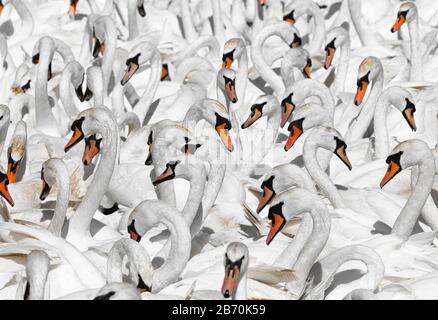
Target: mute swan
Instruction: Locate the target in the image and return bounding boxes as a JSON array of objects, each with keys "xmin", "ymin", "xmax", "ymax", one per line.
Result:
[
  {"xmin": 64, "ymin": 107, "xmax": 123, "ymax": 250},
  {"xmin": 6, "ymin": 120, "xmax": 26, "ymax": 184},
  {"xmin": 251, "ymin": 21, "xmax": 302, "ymax": 97},
  {"xmin": 390, "ymin": 2, "xmax": 423, "ymax": 81},
  {"xmin": 282, "ymin": 0, "xmax": 326, "ymax": 56},
  {"xmin": 23, "ymin": 250, "xmax": 49, "ymax": 300},
  {"xmin": 127, "ymin": 199, "xmax": 191, "ymax": 292}
]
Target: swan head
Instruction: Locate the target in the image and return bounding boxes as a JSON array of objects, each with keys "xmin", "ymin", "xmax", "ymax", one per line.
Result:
[
  {"xmin": 280, "ymin": 79, "xmax": 328, "ymax": 127},
  {"xmin": 324, "ymin": 27, "xmax": 349, "ymax": 69},
  {"xmin": 284, "ymin": 103, "xmax": 328, "ymax": 152},
  {"xmin": 384, "ymin": 86, "xmax": 417, "ymax": 131},
  {"xmin": 82, "ymin": 134, "xmax": 102, "ymax": 166},
  {"xmin": 283, "ymin": 0, "xmax": 310, "ymax": 25},
  {"xmin": 380, "ymin": 139, "xmax": 431, "ymax": 188},
  {"xmin": 307, "ymin": 126, "xmax": 352, "ymax": 171},
  {"xmin": 281, "ymin": 48, "xmax": 312, "ymax": 80},
  {"xmin": 266, "ymin": 188, "xmax": 324, "ymax": 245},
  {"xmin": 93, "ymin": 283, "xmax": 141, "ymax": 300},
  {"xmin": 222, "ymin": 242, "xmax": 249, "ymax": 299},
  {"xmin": 92, "ymin": 18, "xmax": 109, "ymax": 58},
  {"xmin": 0, "ymin": 167, "xmax": 13, "ymax": 207},
  {"xmin": 40, "ymin": 158, "xmax": 70, "ymax": 202},
  {"xmin": 82, "ymin": 66, "xmax": 104, "ymax": 105},
  {"xmin": 391, "ymin": 2, "xmax": 417, "ymax": 33},
  {"xmin": 217, "ymin": 68, "xmax": 238, "ymax": 104},
  {"xmin": 241, "ymin": 94, "xmax": 278, "ymax": 129},
  {"xmin": 153, "ymin": 158, "xmax": 206, "ymax": 186},
  {"xmin": 193, "ymin": 99, "xmax": 233, "ymax": 152},
  {"xmin": 64, "ymin": 107, "xmax": 116, "ymax": 153},
  {"xmin": 7, "ymin": 121, "xmax": 27, "ymax": 184},
  {"xmin": 354, "ymin": 56, "xmax": 382, "ymax": 106},
  {"xmin": 121, "ymin": 42, "xmax": 159, "ymax": 86},
  {"xmin": 222, "ymin": 38, "xmax": 244, "ymax": 68}
]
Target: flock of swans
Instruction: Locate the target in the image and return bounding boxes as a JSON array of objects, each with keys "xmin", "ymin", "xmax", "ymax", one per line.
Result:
[{"xmin": 0, "ymin": 0, "xmax": 437, "ymax": 300}]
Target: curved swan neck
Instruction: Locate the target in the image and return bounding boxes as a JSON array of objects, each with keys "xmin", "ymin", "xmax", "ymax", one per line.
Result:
[
  {"xmin": 391, "ymin": 151, "xmax": 435, "ymax": 240},
  {"xmin": 373, "ymin": 90, "xmax": 392, "ymax": 159},
  {"xmin": 286, "ymin": 201, "xmax": 330, "ymax": 299},
  {"xmin": 68, "ymin": 109, "xmax": 119, "ymax": 242},
  {"xmin": 345, "ymin": 69, "xmax": 383, "ymax": 142},
  {"xmin": 304, "ymin": 137, "xmax": 344, "ymax": 208},
  {"xmin": 35, "ymin": 39, "xmax": 60, "ymax": 137},
  {"xmin": 251, "ymin": 24, "xmax": 291, "ymax": 97},
  {"xmin": 133, "ymin": 50, "xmax": 161, "ymax": 125},
  {"xmin": 333, "ymin": 40, "xmax": 350, "ymax": 94},
  {"xmin": 307, "ymin": 5, "xmax": 325, "ymax": 55},
  {"xmin": 47, "ymin": 162, "xmax": 70, "ymax": 237},
  {"xmin": 275, "ymin": 212, "xmax": 313, "ymax": 268},
  {"xmin": 146, "ymin": 203, "xmax": 191, "ymax": 292},
  {"xmin": 408, "ymin": 18, "xmax": 423, "ymax": 81},
  {"xmin": 305, "ymin": 245, "xmax": 384, "ymax": 300}
]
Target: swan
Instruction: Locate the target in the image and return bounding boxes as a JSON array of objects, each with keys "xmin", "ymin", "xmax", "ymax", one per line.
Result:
[
  {"xmin": 265, "ymin": 188, "xmax": 330, "ymax": 299},
  {"xmin": 390, "ymin": 2, "xmax": 423, "ymax": 81},
  {"xmin": 127, "ymin": 199, "xmax": 191, "ymax": 292},
  {"xmin": 303, "ymin": 245, "xmax": 384, "ymax": 300},
  {"xmin": 59, "ymin": 60, "xmax": 85, "ymax": 119},
  {"xmin": 250, "ymin": 21, "xmax": 302, "ymax": 97},
  {"xmin": 282, "ymin": 0, "xmax": 326, "ymax": 56},
  {"xmin": 324, "ymin": 26, "xmax": 350, "ymax": 96},
  {"xmin": 346, "ymin": 56, "xmax": 384, "ymax": 142},
  {"xmin": 6, "ymin": 120, "xmax": 26, "ymax": 184},
  {"xmin": 221, "ymin": 242, "xmax": 249, "ymax": 299},
  {"xmin": 380, "ymin": 139, "xmax": 435, "ymax": 240},
  {"xmin": 63, "ymin": 107, "xmax": 122, "ymax": 250},
  {"xmin": 120, "ymin": 41, "xmax": 161, "ymax": 123}
]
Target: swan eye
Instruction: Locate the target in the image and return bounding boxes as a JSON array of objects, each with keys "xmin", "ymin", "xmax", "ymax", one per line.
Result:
[
  {"xmin": 356, "ymin": 71, "xmax": 370, "ymax": 88},
  {"xmin": 281, "ymin": 93, "xmax": 293, "ymax": 107},
  {"xmin": 385, "ymin": 151, "xmax": 404, "ymax": 166},
  {"xmin": 32, "ymin": 53, "xmax": 40, "ymax": 64},
  {"xmin": 215, "ymin": 112, "xmax": 232, "ymax": 130},
  {"xmin": 250, "ymin": 101, "xmax": 267, "ymax": 113},
  {"xmin": 324, "ymin": 38, "xmax": 336, "ymax": 52},
  {"xmin": 283, "ymin": 9, "xmax": 295, "ymax": 24},
  {"xmin": 290, "ymin": 34, "xmax": 302, "ymax": 48},
  {"xmin": 0, "ymin": 115, "xmax": 3, "ymax": 121},
  {"xmin": 405, "ymin": 98, "xmax": 416, "ymax": 113},
  {"xmin": 398, "ymin": 10, "xmax": 409, "ymax": 19},
  {"xmin": 223, "ymin": 76, "xmax": 235, "ymax": 86},
  {"xmin": 22, "ymin": 80, "xmax": 31, "ymax": 91}
]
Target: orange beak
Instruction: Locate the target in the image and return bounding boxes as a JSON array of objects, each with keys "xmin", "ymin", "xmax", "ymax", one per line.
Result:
[
  {"xmin": 83, "ymin": 135, "xmax": 101, "ymax": 165},
  {"xmin": 391, "ymin": 14, "xmax": 406, "ymax": 33},
  {"xmin": 325, "ymin": 47, "xmax": 336, "ymax": 69},
  {"xmin": 121, "ymin": 61, "xmax": 139, "ymax": 86},
  {"xmin": 354, "ymin": 81, "xmax": 368, "ymax": 106},
  {"xmin": 335, "ymin": 145, "xmax": 352, "ymax": 171},
  {"xmin": 225, "ymin": 82, "xmax": 238, "ymax": 104},
  {"xmin": 266, "ymin": 211, "xmax": 285, "ymax": 245},
  {"xmin": 285, "ymin": 17, "xmax": 295, "ymax": 25},
  {"xmin": 221, "ymin": 264, "xmax": 241, "ymax": 298},
  {"xmin": 256, "ymin": 185, "xmax": 274, "ymax": 213},
  {"xmin": 152, "ymin": 165, "xmax": 176, "ymax": 186},
  {"xmin": 280, "ymin": 102, "xmax": 295, "ymax": 128},
  {"xmin": 216, "ymin": 123, "xmax": 234, "ymax": 152},
  {"xmin": 160, "ymin": 64, "xmax": 169, "ymax": 81},
  {"xmin": 222, "ymin": 57, "xmax": 233, "ymax": 69},
  {"xmin": 241, "ymin": 109, "xmax": 262, "ymax": 129},
  {"xmin": 0, "ymin": 3, "xmax": 4, "ymax": 15},
  {"xmin": 128, "ymin": 220, "xmax": 142, "ymax": 243},
  {"xmin": 0, "ymin": 176, "xmax": 13, "ymax": 207},
  {"xmin": 284, "ymin": 123, "xmax": 303, "ymax": 152},
  {"xmin": 68, "ymin": 0, "xmax": 78, "ymax": 17},
  {"xmin": 303, "ymin": 64, "xmax": 311, "ymax": 79},
  {"xmin": 258, "ymin": 0, "xmax": 267, "ymax": 6},
  {"xmin": 64, "ymin": 127, "xmax": 84, "ymax": 152},
  {"xmin": 380, "ymin": 160, "xmax": 401, "ymax": 188},
  {"xmin": 402, "ymin": 107, "xmax": 417, "ymax": 132},
  {"xmin": 6, "ymin": 159, "xmax": 19, "ymax": 184}
]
